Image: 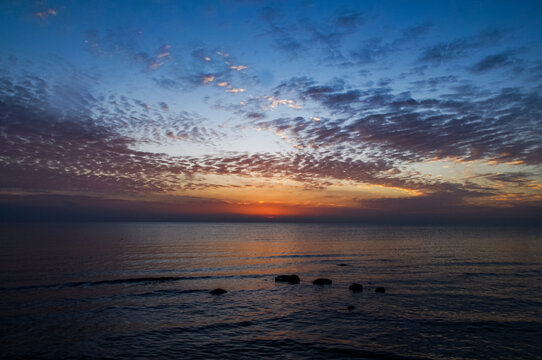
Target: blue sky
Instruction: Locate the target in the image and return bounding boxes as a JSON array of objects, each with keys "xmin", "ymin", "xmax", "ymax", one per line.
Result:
[{"xmin": 1, "ymin": 0, "xmax": 541, "ymax": 223}]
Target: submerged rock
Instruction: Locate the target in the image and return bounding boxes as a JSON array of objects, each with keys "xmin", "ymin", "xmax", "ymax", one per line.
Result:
[
  {"xmin": 312, "ymin": 278, "xmax": 332, "ymax": 285},
  {"xmin": 349, "ymin": 283, "xmax": 363, "ymax": 292},
  {"xmin": 210, "ymin": 288, "xmax": 227, "ymax": 295},
  {"xmin": 275, "ymin": 274, "xmax": 300, "ymax": 284},
  {"xmin": 375, "ymin": 287, "xmax": 386, "ymax": 293},
  {"xmin": 337, "ymin": 263, "xmax": 348, "ymax": 267},
  {"xmin": 347, "ymin": 305, "xmax": 355, "ymax": 310}
]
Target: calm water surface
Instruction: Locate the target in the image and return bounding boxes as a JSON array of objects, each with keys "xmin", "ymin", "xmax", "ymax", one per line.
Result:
[{"xmin": 1, "ymin": 223, "xmax": 541, "ymax": 359}]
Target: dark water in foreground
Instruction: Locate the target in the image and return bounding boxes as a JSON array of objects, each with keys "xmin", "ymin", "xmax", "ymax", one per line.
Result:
[{"xmin": 1, "ymin": 223, "xmax": 541, "ymax": 359}]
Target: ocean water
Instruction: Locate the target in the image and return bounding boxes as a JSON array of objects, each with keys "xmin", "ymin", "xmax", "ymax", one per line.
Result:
[{"xmin": 1, "ymin": 223, "xmax": 541, "ymax": 359}]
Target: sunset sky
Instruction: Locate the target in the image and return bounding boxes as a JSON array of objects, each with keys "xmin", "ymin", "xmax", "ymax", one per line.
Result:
[{"xmin": 1, "ymin": 0, "xmax": 541, "ymax": 223}]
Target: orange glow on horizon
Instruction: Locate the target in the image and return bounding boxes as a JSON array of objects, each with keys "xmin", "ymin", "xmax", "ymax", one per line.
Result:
[{"xmin": 231, "ymin": 202, "xmax": 309, "ymax": 217}]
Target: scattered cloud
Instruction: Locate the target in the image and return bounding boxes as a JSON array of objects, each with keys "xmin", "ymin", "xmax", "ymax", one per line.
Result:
[
  {"xmin": 418, "ymin": 30, "xmax": 506, "ymax": 65},
  {"xmin": 270, "ymin": 76, "xmax": 542, "ymax": 165},
  {"xmin": 333, "ymin": 11, "xmax": 363, "ymax": 31},
  {"xmin": 36, "ymin": 9, "xmax": 56, "ymax": 19},
  {"xmin": 469, "ymin": 50, "xmax": 517, "ymax": 73},
  {"xmin": 2, "ymin": 2, "xmax": 542, "ymax": 222},
  {"xmin": 136, "ymin": 44, "xmax": 171, "ymax": 71},
  {"xmin": 261, "ymin": 96, "xmax": 302, "ymax": 110},
  {"xmin": 203, "ymin": 75, "xmax": 215, "ymax": 84},
  {"xmin": 402, "ymin": 23, "xmax": 433, "ymax": 39}
]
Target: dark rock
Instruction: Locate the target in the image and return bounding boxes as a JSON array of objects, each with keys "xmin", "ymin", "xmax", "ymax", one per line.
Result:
[
  {"xmin": 275, "ymin": 274, "xmax": 300, "ymax": 284},
  {"xmin": 312, "ymin": 278, "xmax": 332, "ymax": 285},
  {"xmin": 375, "ymin": 287, "xmax": 386, "ymax": 293},
  {"xmin": 337, "ymin": 263, "xmax": 348, "ymax": 267},
  {"xmin": 349, "ymin": 283, "xmax": 363, "ymax": 292},
  {"xmin": 347, "ymin": 305, "xmax": 355, "ymax": 310},
  {"xmin": 210, "ymin": 288, "xmax": 227, "ymax": 295}
]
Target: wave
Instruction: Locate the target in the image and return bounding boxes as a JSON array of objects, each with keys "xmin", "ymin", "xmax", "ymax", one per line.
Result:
[
  {"xmin": 133, "ymin": 288, "xmax": 208, "ymax": 298},
  {"xmin": 417, "ymin": 318, "xmax": 542, "ymax": 332},
  {"xmin": 446, "ymin": 261, "xmax": 542, "ymax": 267},
  {"xmin": 101, "ymin": 335, "xmax": 432, "ymax": 360},
  {"xmin": 0, "ymin": 273, "xmax": 271, "ymax": 291},
  {"xmin": 245, "ymin": 253, "xmax": 361, "ymax": 260}
]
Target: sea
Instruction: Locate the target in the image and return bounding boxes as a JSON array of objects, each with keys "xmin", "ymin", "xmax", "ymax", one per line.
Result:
[{"xmin": 1, "ymin": 223, "xmax": 541, "ymax": 359}]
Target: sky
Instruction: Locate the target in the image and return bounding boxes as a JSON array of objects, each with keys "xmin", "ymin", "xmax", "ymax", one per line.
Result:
[{"xmin": 1, "ymin": 0, "xmax": 542, "ymax": 224}]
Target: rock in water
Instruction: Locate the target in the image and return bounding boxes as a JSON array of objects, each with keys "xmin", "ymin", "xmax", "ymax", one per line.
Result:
[
  {"xmin": 337, "ymin": 263, "xmax": 348, "ymax": 267},
  {"xmin": 312, "ymin": 278, "xmax": 332, "ymax": 285},
  {"xmin": 347, "ymin": 305, "xmax": 355, "ymax": 310},
  {"xmin": 375, "ymin": 287, "xmax": 386, "ymax": 293},
  {"xmin": 274, "ymin": 274, "xmax": 300, "ymax": 284},
  {"xmin": 210, "ymin": 288, "xmax": 227, "ymax": 295},
  {"xmin": 349, "ymin": 283, "xmax": 363, "ymax": 292}
]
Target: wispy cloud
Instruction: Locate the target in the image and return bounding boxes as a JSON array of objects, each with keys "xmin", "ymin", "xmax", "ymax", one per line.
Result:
[
  {"xmin": 136, "ymin": 44, "xmax": 171, "ymax": 71},
  {"xmin": 469, "ymin": 50, "xmax": 518, "ymax": 73},
  {"xmin": 202, "ymin": 75, "xmax": 215, "ymax": 84},
  {"xmin": 418, "ymin": 30, "xmax": 507, "ymax": 65},
  {"xmin": 36, "ymin": 8, "xmax": 56, "ymax": 19}
]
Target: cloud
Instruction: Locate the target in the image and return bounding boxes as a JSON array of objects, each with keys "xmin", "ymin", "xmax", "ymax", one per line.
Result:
[
  {"xmin": 202, "ymin": 75, "xmax": 215, "ymax": 84},
  {"xmin": 153, "ymin": 47, "xmax": 255, "ymax": 91},
  {"xmin": 469, "ymin": 50, "xmax": 517, "ymax": 73},
  {"xmin": 409, "ymin": 75, "xmax": 459, "ymax": 91},
  {"xmin": 333, "ymin": 11, "xmax": 363, "ymax": 31},
  {"xmin": 329, "ymin": 23, "xmax": 431, "ymax": 66},
  {"xmin": 261, "ymin": 96, "xmax": 302, "ymax": 110},
  {"xmin": 260, "ymin": 6, "xmax": 352, "ymax": 60},
  {"xmin": 270, "ymin": 76, "xmax": 542, "ymax": 165},
  {"xmin": 349, "ymin": 38, "xmax": 393, "ymax": 65},
  {"xmin": 402, "ymin": 23, "xmax": 432, "ymax": 39},
  {"xmin": 0, "ymin": 72, "xmax": 392, "ymax": 193},
  {"xmin": 259, "ymin": 6, "xmax": 306, "ymax": 58},
  {"xmin": 3, "ymin": 1, "xmax": 542, "ymax": 224},
  {"xmin": 36, "ymin": 9, "xmax": 56, "ymax": 19},
  {"xmin": 0, "ymin": 72, "xmax": 231, "ymax": 194},
  {"xmin": 1, "ymin": 63, "xmax": 541, "ymax": 223},
  {"xmin": 273, "ymin": 76, "xmax": 362, "ymax": 112},
  {"xmin": 418, "ymin": 29, "xmax": 506, "ymax": 65},
  {"xmin": 247, "ymin": 112, "xmax": 265, "ymax": 120},
  {"xmin": 135, "ymin": 44, "xmax": 171, "ymax": 71},
  {"xmin": 478, "ymin": 172, "xmax": 541, "ymax": 188},
  {"xmin": 83, "ymin": 27, "xmax": 172, "ymax": 71},
  {"xmin": 265, "ymin": 24, "xmax": 306, "ymax": 58},
  {"xmin": 259, "ymin": 6, "xmax": 434, "ymax": 66}
]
